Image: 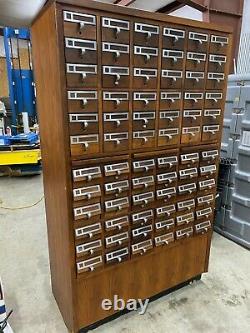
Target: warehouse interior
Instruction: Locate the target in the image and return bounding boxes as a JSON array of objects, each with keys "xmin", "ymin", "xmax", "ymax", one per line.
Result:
[{"xmin": 0, "ymin": 1, "xmax": 250, "ymax": 333}]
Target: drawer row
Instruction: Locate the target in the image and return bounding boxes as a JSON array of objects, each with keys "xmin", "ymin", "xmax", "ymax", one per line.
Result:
[
  {"xmin": 76, "ymin": 219, "xmax": 212, "ymax": 275},
  {"xmin": 64, "ymin": 10, "xmax": 229, "ymax": 55}
]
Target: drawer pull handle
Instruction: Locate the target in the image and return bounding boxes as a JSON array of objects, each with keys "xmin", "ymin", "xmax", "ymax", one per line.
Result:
[
  {"xmin": 189, "ymin": 132, "xmax": 196, "ymax": 137},
  {"xmin": 166, "ymin": 134, "xmax": 173, "ymax": 139},
  {"xmin": 86, "ymin": 212, "xmax": 91, "ymax": 218},
  {"xmin": 117, "ymin": 205, "xmax": 122, "ymax": 211},
  {"xmin": 80, "ymin": 48, "xmax": 86, "ymax": 56},
  {"xmin": 144, "ymin": 75, "xmax": 150, "ymax": 84},
  {"xmin": 114, "ymin": 51, "xmax": 120, "ymax": 59},
  {"xmin": 82, "ymin": 98, "xmax": 88, "ymax": 107},
  {"xmin": 115, "ymin": 139, "xmax": 120, "ymax": 145},
  {"xmin": 143, "ymin": 99, "xmax": 149, "ymax": 105},
  {"xmin": 146, "ymin": 31, "xmax": 152, "ymax": 40},
  {"xmin": 118, "ymin": 257, "xmax": 122, "ymax": 262},
  {"xmin": 118, "ymin": 240, "xmax": 122, "ymax": 245},
  {"xmin": 115, "ymin": 99, "xmax": 121, "ymax": 106},
  {"xmin": 118, "ymin": 225, "xmax": 122, "ymax": 230},
  {"xmin": 115, "ymin": 27, "xmax": 121, "ymax": 37},
  {"xmin": 83, "ymin": 142, "xmax": 89, "ymax": 150},
  {"xmin": 90, "ymin": 266, "xmax": 94, "ymax": 272},
  {"xmin": 81, "ymin": 72, "xmax": 87, "ymax": 80},
  {"xmin": 87, "ymin": 175, "xmax": 92, "ymax": 182},
  {"xmin": 115, "ymin": 74, "xmax": 120, "ymax": 85},
  {"xmin": 89, "ymin": 232, "xmax": 93, "ymax": 238},
  {"xmin": 145, "ymin": 54, "xmax": 151, "ymax": 62},
  {"xmin": 89, "ymin": 249, "xmax": 94, "ymax": 255},
  {"xmin": 144, "ymin": 183, "xmax": 148, "ymax": 189},
  {"xmin": 143, "ymin": 137, "xmax": 148, "ymax": 143},
  {"xmin": 83, "ymin": 121, "xmax": 88, "ymax": 129},
  {"xmin": 116, "ymin": 120, "xmax": 121, "ymax": 127}
]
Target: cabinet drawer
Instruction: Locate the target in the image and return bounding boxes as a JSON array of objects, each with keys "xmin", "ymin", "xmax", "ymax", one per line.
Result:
[
  {"xmin": 75, "ymin": 222, "xmax": 102, "ymax": 240},
  {"xmin": 102, "ymin": 17, "xmax": 130, "ymax": 43},
  {"xmin": 161, "ymin": 70, "xmax": 182, "ymax": 89},
  {"xmin": 132, "ymin": 209, "xmax": 154, "ymax": 226},
  {"xmin": 197, "ymin": 194, "xmax": 214, "ymax": 208},
  {"xmin": 63, "ymin": 10, "xmax": 96, "ymax": 39},
  {"xmin": 158, "ymin": 128, "xmax": 180, "ymax": 146},
  {"xmin": 188, "ymin": 31, "xmax": 208, "ymax": 52},
  {"xmin": 105, "ymin": 215, "xmax": 129, "ymax": 232},
  {"xmin": 68, "ymin": 90, "xmax": 98, "ymax": 113},
  {"xmin": 157, "ymin": 155, "xmax": 178, "ymax": 170},
  {"xmin": 133, "ymin": 158, "xmax": 155, "ymax": 173},
  {"xmin": 102, "ymin": 42, "xmax": 129, "ymax": 66},
  {"xmin": 65, "ymin": 37, "xmax": 97, "ymax": 64},
  {"xmin": 70, "ymin": 134, "xmax": 99, "ymax": 156},
  {"xmin": 179, "ymin": 167, "xmax": 198, "ymax": 180},
  {"xmin": 176, "ymin": 212, "xmax": 194, "ymax": 226},
  {"xmin": 195, "ymin": 220, "xmax": 211, "ymax": 234},
  {"xmin": 205, "ymin": 92, "xmax": 223, "ymax": 108},
  {"xmin": 156, "ymin": 187, "xmax": 176, "ymax": 202},
  {"xmin": 182, "ymin": 110, "xmax": 202, "ymax": 127},
  {"xmin": 132, "ymin": 130, "xmax": 155, "ymax": 149},
  {"xmin": 132, "ymin": 175, "xmax": 154, "ymax": 190},
  {"xmin": 76, "ymin": 239, "xmax": 102, "ymax": 258},
  {"xmin": 133, "ymin": 92, "xmax": 157, "ymax": 110},
  {"xmin": 159, "ymin": 110, "xmax": 180, "ymax": 128},
  {"xmin": 162, "ymin": 49, "xmax": 184, "ymax": 70},
  {"xmin": 105, "ymin": 197, "xmax": 129, "ymax": 214},
  {"xmin": 103, "ymin": 91, "xmax": 129, "ymax": 112},
  {"xmin": 203, "ymin": 109, "xmax": 221, "ymax": 125},
  {"xmin": 155, "ymin": 232, "xmax": 174, "ymax": 247},
  {"xmin": 77, "ymin": 255, "xmax": 103, "ymax": 274},
  {"xmin": 157, "ymin": 171, "xmax": 177, "ymax": 186},
  {"xmin": 206, "ymin": 73, "xmax": 225, "ymax": 90},
  {"xmin": 134, "ymin": 45, "xmax": 158, "ymax": 67},
  {"xmin": 131, "ymin": 239, "xmax": 153, "ymax": 256},
  {"xmin": 185, "ymin": 71, "xmax": 205, "ymax": 90},
  {"xmin": 196, "ymin": 207, "xmax": 213, "ymax": 220},
  {"xmin": 176, "ymin": 226, "xmax": 193, "ymax": 240},
  {"xmin": 132, "ymin": 225, "xmax": 153, "ymax": 241},
  {"xmin": 66, "ymin": 64, "xmax": 97, "ymax": 88},
  {"xmin": 181, "ymin": 126, "xmax": 201, "ymax": 144},
  {"xmin": 72, "ymin": 166, "xmax": 101, "ymax": 183},
  {"xmin": 106, "ymin": 247, "xmax": 129, "ymax": 264},
  {"xmin": 184, "ymin": 92, "xmax": 204, "ymax": 109},
  {"xmin": 134, "ymin": 22, "xmax": 159, "ymax": 47},
  {"xmin": 208, "ymin": 54, "xmax": 227, "ymax": 72},
  {"xmin": 155, "ymin": 219, "xmax": 175, "ymax": 233},
  {"xmin": 178, "ymin": 182, "xmax": 197, "ymax": 195},
  {"xmin": 210, "ymin": 34, "xmax": 229, "ymax": 55},
  {"xmin": 201, "ymin": 149, "xmax": 219, "ymax": 165},
  {"xmin": 69, "ymin": 113, "xmax": 98, "ymax": 135},
  {"xmin": 102, "ymin": 66, "xmax": 129, "ymax": 88},
  {"xmin": 105, "ymin": 231, "xmax": 129, "ymax": 248},
  {"xmin": 177, "ymin": 199, "xmax": 195, "ymax": 212},
  {"xmin": 133, "ymin": 111, "xmax": 155, "ymax": 131},
  {"xmin": 73, "ymin": 184, "xmax": 101, "ymax": 202},
  {"xmin": 202, "ymin": 125, "xmax": 220, "ymax": 142},
  {"xmin": 160, "ymin": 91, "xmax": 181, "ymax": 110},
  {"xmin": 156, "ymin": 204, "xmax": 176, "ymax": 218},
  {"xmin": 186, "ymin": 52, "xmax": 206, "ymax": 71},
  {"xmin": 104, "ymin": 180, "xmax": 129, "ymax": 196},
  {"xmin": 132, "ymin": 192, "xmax": 154, "ymax": 207},
  {"xmin": 198, "ymin": 178, "xmax": 216, "ymax": 191},
  {"xmin": 104, "ymin": 132, "xmax": 129, "ymax": 152},
  {"xmin": 73, "ymin": 202, "xmax": 101, "ymax": 221},
  {"xmin": 200, "ymin": 164, "xmax": 217, "ymax": 177},
  {"xmin": 162, "ymin": 27, "xmax": 185, "ymax": 49},
  {"xmin": 180, "ymin": 152, "xmax": 199, "ymax": 167},
  {"xmin": 133, "ymin": 68, "xmax": 158, "ymax": 88},
  {"xmin": 104, "ymin": 161, "xmax": 130, "ymax": 178},
  {"xmin": 103, "ymin": 112, "xmax": 129, "ymax": 132}
]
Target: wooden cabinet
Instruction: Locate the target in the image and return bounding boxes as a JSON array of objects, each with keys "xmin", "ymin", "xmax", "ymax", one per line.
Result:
[{"xmin": 31, "ymin": 1, "xmax": 231, "ymax": 332}]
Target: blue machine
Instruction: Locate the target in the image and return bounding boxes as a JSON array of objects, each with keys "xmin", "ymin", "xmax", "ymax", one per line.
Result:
[{"xmin": 3, "ymin": 27, "xmax": 37, "ymax": 135}]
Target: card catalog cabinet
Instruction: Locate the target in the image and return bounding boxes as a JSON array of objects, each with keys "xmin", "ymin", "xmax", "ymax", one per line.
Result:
[{"xmin": 32, "ymin": 1, "xmax": 232, "ymax": 332}]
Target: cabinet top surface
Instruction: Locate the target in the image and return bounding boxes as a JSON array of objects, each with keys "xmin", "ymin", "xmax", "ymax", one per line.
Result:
[{"xmin": 32, "ymin": 0, "xmax": 233, "ymax": 34}]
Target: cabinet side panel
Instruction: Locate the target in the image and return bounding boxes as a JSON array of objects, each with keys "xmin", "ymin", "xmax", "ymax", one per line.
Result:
[{"xmin": 31, "ymin": 3, "xmax": 75, "ymax": 330}]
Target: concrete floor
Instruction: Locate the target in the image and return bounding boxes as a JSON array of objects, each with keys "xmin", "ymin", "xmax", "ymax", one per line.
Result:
[{"xmin": 0, "ymin": 175, "xmax": 249, "ymax": 333}]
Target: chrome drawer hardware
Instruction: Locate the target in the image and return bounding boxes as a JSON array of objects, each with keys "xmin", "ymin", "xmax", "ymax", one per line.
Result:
[
  {"xmin": 196, "ymin": 207, "xmax": 213, "ymax": 219},
  {"xmin": 200, "ymin": 165, "xmax": 216, "ymax": 175},
  {"xmin": 176, "ymin": 226, "xmax": 193, "ymax": 239},
  {"xmin": 163, "ymin": 27, "xmax": 185, "ymax": 41},
  {"xmin": 177, "ymin": 199, "xmax": 195, "ymax": 211},
  {"xmin": 189, "ymin": 32, "xmax": 208, "ymax": 44},
  {"xmin": 178, "ymin": 183, "xmax": 196, "ymax": 194},
  {"xmin": 76, "ymin": 239, "xmax": 102, "ymax": 255},
  {"xmin": 157, "ymin": 171, "xmax": 177, "ymax": 184},
  {"xmin": 104, "ymin": 132, "xmax": 128, "ymax": 145},
  {"xmin": 155, "ymin": 232, "xmax": 174, "ymax": 246},
  {"xmin": 103, "ymin": 92, "xmax": 129, "ymax": 106},
  {"xmin": 103, "ymin": 66, "xmax": 129, "ymax": 85},
  {"xmin": 134, "ymin": 22, "xmax": 159, "ymax": 39},
  {"xmin": 102, "ymin": 42, "xmax": 129, "ymax": 59},
  {"xmin": 75, "ymin": 222, "xmax": 102, "ymax": 239},
  {"xmin": 106, "ymin": 248, "xmax": 129, "ymax": 263},
  {"xmin": 131, "ymin": 239, "xmax": 153, "ymax": 255},
  {"xmin": 156, "ymin": 204, "xmax": 176, "ymax": 217},
  {"xmin": 184, "ymin": 92, "xmax": 203, "ymax": 103},
  {"xmin": 187, "ymin": 52, "xmax": 206, "ymax": 63},
  {"xmin": 209, "ymin": 54, "xmax": 227, "ymax": 66},
  {"xmin": 102, "ymin": 17, "xmax": 129, "ymax": 36},
  {"xmin": 105, "ymin": 216, "xmax": 129, "ymax": 231},
  {"xmin": 162, "ymin": 70, "xmax": 182, "ymax": 81},
  {"xmin": 68, "ymin": 90, "xmax": 97, "ymax": 107},
  {"xmin": 69, "ymin": 114, "xmax": 98, "ymax": 129},
  {"xmin": 65, "ymin": 38, "xmax": 96, "ymax": 56},
  {"xmin": 77, "ymin": 256, "xmax": 102, "ymax": 273},
  {"xmin": 204, "ymin": 109, "xmax": 221, "ymax": 118},
  {"xmin": 134, "ymin": 68, "xmax": 157, "ymax": 84},
  {"xmin": 155, "ymin": 219, "xmax": 175, "ymax": 230},
  {"xmin": 133, "ymin": 192, "xmax": 154, "ymax": 206},
  {"xmin": 161, "ymin": 92, "xmax": 181, "ymax": 103},
  {"xmin": 105, "ymin": 197, "xmax": 129, "ymax": 212},
  {"xmin": 176, "ymin": 212, "xmax": 194, "ymax": 225},
  {"xmin": 66, "ymin": 64, "xmax": 97, "ymax": 80},
  {"xmin": 197, "ymin": 194, "xmax": 214, "ymax": 205},
  {"xmin": 186, "ymin": 71, "xmax": 204, "ymax": 82},
  {"xmin": 104, "ymin": 162, "xmax": 129, "ymax": 176},
  {"xmin": 106, "ymin": 232, "xmax": 129, "ymax": 246},
  {"xmin": 182, "ymin": 126, "xmax": 200, "ymax": 136},
  {"xmin": 199, "ymin": 179, "xmax": 216, "ymax": 190},
  {"xmin": 134, "ymin": 45, "xmax": 158, "ymax": 62},
  {"xmin": 73, "ymin": 166, "xmax": 101, "ymax": 182},
  {"xmin": 203, "ymin": 125, "xmax": 220, "ymax": 134},
  {"xmin": 181, "ymin": 152, "xmax": 199, "ymax": 163},
  {"xmin": 133, "ymin": 159, "xmax": 155, "ymax": 172},
  {"xmin": 73, "ymin": 185, "xmax": 101, "ymax": 200},
  {"xmin": 74, "ymin": 203, "xmax": 101, "ymax": 219},
  {"xmin": 208, "ymin": 72, "xmax": 225, "ymax": 83},
  {"xmin": 183, "ymin": 110, "xmax": 202, "ymax": 120},
  {"xmin": 64, "ymin": 11, "xmax": 96, "ymax": 28},
  {"xmin": 162, "ymin": 49, "xmax": 184, "ymax": 62},
  {"xmin": 133, "ymin": 112, "xmax": 155, "ymax": 128},
  {"xmin": 159, "ymin": 128, "xmax": 179, "ymax": 139},
  {"xmin": 132, "ymin": 175, "xmax": 154, "ymax": 188},
  {"xmin": 157, "ymin": 187, "xmax": 176, "ymax": 200},
  {"xmin": 132, "ymin": 210, "xmax": 154, "ymax": 224},
  {"xmin": 160, "ymin": 111, "xmax": 179, "ymax": 122},
  {"xmin": 158, "ymin": 156, "xmax": 178, "ymax": 168},
  {"xmin": 104, "ymin": 113, "xmax": 128, "ymax": 127},
  {"xmin": 179, "ymin": 168, "xmax": 198, "ymax": 179},
  {"xmin": 195, "ymin": 220, "xmax": 211, "ymax": 233},
  {"xmin": 105, "ymin": 180, "xmax": 129, "ymax": 194},
  {"xmin": 205, "ymin": 92, "xmax": 223, "ymax": 102},
  {"xmin": 70, "ymin": 134, "xmax": 99, "ymax": 150},
  {"xmin": 132, "ymin": 225, "xmax": 152, "ymax": 238},
  {"xmin": 133, "ymin": 92, "xmax": 157, "ymax": 105},
  {"xmin": 211, "ymin": 35, "xmax": 228, "ymax": 46},
  {"xmin": 133, "ymin": 130, "xmax": 155, "ymax": 143},
  {"xmin": 202, "ymin": 150, "xmax": 218, "ymax": 160}
]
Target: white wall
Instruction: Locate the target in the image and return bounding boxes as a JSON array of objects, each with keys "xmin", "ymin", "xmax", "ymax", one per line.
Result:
[{"xmin": 170, "ymin": 5, "xmax": 203, "ymax": 21}]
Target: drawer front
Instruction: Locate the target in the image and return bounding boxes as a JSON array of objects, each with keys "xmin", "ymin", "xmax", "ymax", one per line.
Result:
[
  {"xmin": 209, "ymin": 34, "xmax": 229, "ymax": 55},
  {"xmin": 103, "ymin": 112, "xmax": 129, "ymax": 132},
  {"xmin": 206, "ymin": 72, "xmax": 225, "ymax": 90},
  {"xmin": 102, "ymin": 42, "xmax": 129, "ymax": 66},
  {"xmin": 158, "ymin": 128, "xmax": 180, "ymax": 146},
  {"xmin": 134, "ymin": 45, "xmax": 159, "ymax": 68},
  {"xmin": 205, "ymin": 92, "xmax": 223, "ymax": 109},
  {"xmin": 103, "ymin": 91, "xmax": 129, "ymax": 112},
  {"xmin": 70, "ymin": 134, "xmax": 99, "ymax": 156},
  {"xmin": 195, "ymin": 220, "xmax": 211, "ymax": 234},
  {"xmin": 76, "ymin": 239, "xmax": 102, "ymax": 258},
  {"xmin": 184, "ymin": 71, "xmax": 205, "ymax": 90},
  {"xmin": 133, "ymin": 92, "xmax": 157, "ymax": 110},
  {"xmin": 188, "ymin": 30, "xmax": 208, "ymax": 52},
  {"xmin": 69, "ymin": 113, "xmax": 98, "ymax": 135},
  {"xmin": 65, "ymin": 37, "xmax": 97, "ymax": 64},
  {"xmin": 133, "ymin": 130, "xmax": 155, "ymax": 149},
  {"xmin": 73, "ymin": 202, "xmax": 101, "ymax": 221},
  {"xmin": 157, "ymin": 155, "xmax": 178, "ymax": 171},
  {"xmin": 155, "ymin": 232, "xmax": 174, "ymax": 247},
  {"xmin": 208, "ymin": 54, "xmax": 227, "ymax": 72},
  {"xmin": 66, "ymin": 64, "xmax": 97, "ymax": 88},
  {"xmin": 184, "ymin": 92, "xmax": 204, "ymax": 109},
  {"xmin": 133, "ymin": 68, "xmax": 158, "ymax": 89},
  {"xmin": 159, "ymin": 110, "xmax": 180, "ymax": 129},
  {"xmin": 182, "ymin": 110, "xmax": 202, "ymax": 127},
  {"xmin": 132, "ymin": 209, "xmax": 154, "ymax": 226},
  {"xmin": 186, "ymin": 52, "xmax": 206, "ymax": 71},
  {"xmin": 160, "ymin": 91, "xmax": 181, "ymax": 110},
  {"xmin": 176, "ymin": 226, "xmax": 193, "ymax": 240},
  {"xmin": 203, "ymin": 109, "xmax": 222, "ymax": 125},
  {"xmin": 133, "ymin": 111, "xmax": 156, "ymax": 131},
  {"xmin": 162, "ymin": 27, "xmax": 185, "ymax": 49},
  {"xmin": 134, "ymin": 22, "xmax": 159, "ymax": 47},
  {"xmin": 75, "ymin": 222, "xmax": 102, "ymax": 240},
  {"xmin": 72, "ymin": 165, "xmax": 101, "ymax": 183},
  {"xmin": 73, "ymin": 184, "xmax": 101, "ymax": 203},
  {"xmin": 162, "ymin": 49, "xmax": 184, "ymax": 70},
  {"xmin": 102, "ymin": 66, "xmax": 129, "ymax": 88},
  {"xmin": 161, "ymin": 70, "xmax": 183, "ymax": 89},
  {"xmin": 131, "ymin": 239, "xmax": 153, "ymax": 256},
  {"xmin": 64, "ymin": 10, "xmax": 97, "ymax": 39},
  {"xmin": 202, "ymin": 125, "xmax": 220, "ymax": 142},
  {"xmin": 105, "ymin": 247, "xmax": 129, "ymax": 264},
  {"xmin": 181, "ymin": 126, "xmax": 201, "ymax": 144},
  {"xmin": 156, "ymin": 204, "xmax": 176, "ymax": 218},
  {"xmin": 77, "ymin": 255, "xmax": 103, "ymax": 274},
  {"xmin": 68, "ymin": 90, "xmax": 98, "ymax": 113},
  {"xmin": 104, "ymin": 132, "xmax": 129, "ymax": 152},
  {"xmin": 200, "ymin": 149, "xmax": 219, "ymax": 165},
  {"xmin": 105, "ymin": 215, "xmax": 129, "ymax": 232},
  {"xmin": 102, "ymin": 17, "xmax": 130, "ymax": 43}
]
